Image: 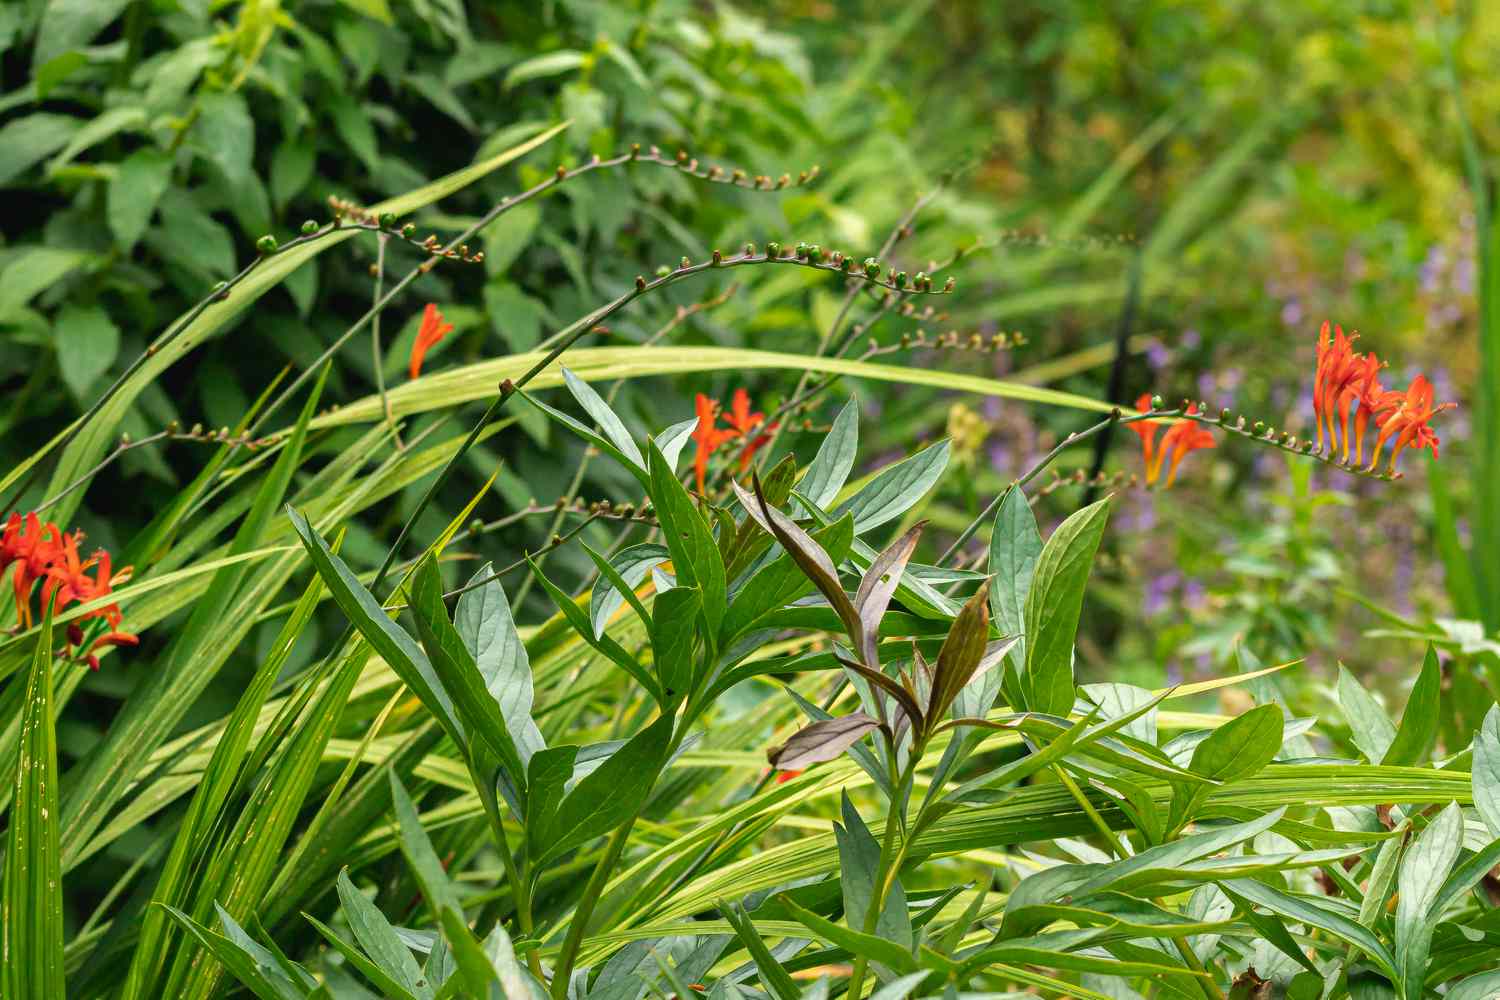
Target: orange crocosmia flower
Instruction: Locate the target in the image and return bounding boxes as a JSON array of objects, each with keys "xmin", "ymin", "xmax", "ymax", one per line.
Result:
[
  {"xmin": 408, "ymin": 303, "xmax": 454, "ymax": 379},
  {"xmin": 690, "ymin": 393, "xmax": 734, "ymax": 494},
  {"xmin": 774, "ymin": 769, "xmax": 804, "ymax": 784},
  {"xmin": 723, "ymin": 388, "xmax": 764, "ymax": 436},
  {"xmin": 1367, "ymin": 374, "xmax": 1455, "ymax": 475},
  {"xmin": 1157, "ymin": 407, "xmax": 1216, "ymax": 487},
  {"xmin": 1130, "ymin": 393, "xmax": 1163, "ymax": 482},
  {"xmin": 1313, "ymin": 322, "xmax": 1364, "ymax": 456},
  {"xmin": 722, "ymin": 388, "xmax": 777, "ymax": 471},
  {"xmin": 2, "ymin": 512, "xmax": 60, "ymax": 628},
  {"xmin": 1337, "ymin": 352, "xmax": 1400, "ymax": 466}
]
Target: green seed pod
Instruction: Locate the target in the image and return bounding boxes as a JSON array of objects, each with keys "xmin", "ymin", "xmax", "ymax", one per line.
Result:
[
  {"xmin": 1150, "ymin": 394, "xmax": 1164, "ymax": 409},
  {"xmin": 380, "ymin": 213, "xmax": 397, "ymax": 229},
  {"xmin": 300, "ymin": 220, "xmax": 319, "ymax": 235},
  {"xmin": 656, "ymin": 265, "xmax": 671, "ymax": 277},
  {"xmin": 767, "ymin": 241, "xmax": 782, "ymax": 258},
  {"xmin": 863, "ymin": 258, "xmax": 881, "ymax": 277},
  {"xmin": 256, "ymin": 235, "xmax": 278, "ymax": 254}
]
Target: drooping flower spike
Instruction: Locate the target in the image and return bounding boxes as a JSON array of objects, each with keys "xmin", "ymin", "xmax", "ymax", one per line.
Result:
[
  {"xmin": 408, "ymin": 303, "xmax": 454, "ymax": 379},
  {"xmin": 1, "ymin": 510, "xmax": 135, "ymax": 667},
  {"xmin": 1132, "ymin": 396, "xmax": 1214, "ymax": 487},
  {"xmin": 1309, "ymin": 321, "xmax": 1453, "ymax": 473}
]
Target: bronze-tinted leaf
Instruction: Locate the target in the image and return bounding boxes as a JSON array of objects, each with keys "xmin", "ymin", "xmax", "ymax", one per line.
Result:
[
  {"xmin": 766, "ymin": 713, "xmax": 881, "ymax": 771},
  {"xmin": 853, "ymin": 521, "xmax": 925, "ymax": 667},
  {"xmin": 834, "ymin": 652, "xmax": 925, "ymax": 735},
  {"xmin": 732, "ymin": 476, "xmax": 861, "ymax": 644},
  {"xmin": 926, "ymin": 582, "xmax": 992, "ymax": 733}
]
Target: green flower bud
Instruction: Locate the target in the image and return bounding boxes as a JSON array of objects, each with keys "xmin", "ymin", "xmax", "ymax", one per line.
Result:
[
  {"xmin": 256, "ymin": 235, "xmax": 278, "ymax": 254},
  {"xmin": 301, "ymin": 220, "xmax": 319, "ymax": 235}
]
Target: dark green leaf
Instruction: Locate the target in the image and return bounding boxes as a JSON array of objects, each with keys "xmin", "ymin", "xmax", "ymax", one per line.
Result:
[
  {"xmin": 336, "ymin": 870, "xmax": 430, "ymax": 998},
  {"xmin": 1338, "ymin": 664, "xmax": 1398, "ymax": 764},
  {"xmin": 650, "ymin": 585, "xmax": 701, "ymax": 701},
  {"xmin": 532, "ymin": 712, "xmax": 672, "ymax": 866},
  {"xmin": 410, "ymin": 554, "xmax": 526, "ymax": 789},
  {"xmin": 390, "ymin": 774, "xmax": 463, "ymax": 922},
  {"xmin": 288, "ymin": 510, "xmax": 464, "ymax": 747},
  {"xmin": 1382, "ymin": 645, "xmax": 1440, "ymax": 765},
  {"xmin": 795, "ymin": 397, "xmax": 859, "ymax": 511},
  {"xmin": 1023, "ymin": 498, "xmax": 1110, "ymax": 715},
  {"xmin": 454, "ymin": 563, "xmax": 544, "ymax": 766},
  {"xmin": 55, "ymin": 303, "xmax": 120, "ymax": 398},
  {"xmin": 835, "ymin": 791, "xmax": 912, "ymax": 950},
  {"xmin": 648, "ymin": 439, "xmax": 726, "ymax": 640},
  {"xmin": 107, "ymin": 147, "xmax": 173, "ymax": 250},
  {"xmin": 833, "ymin": 440, "xmax": 949, "ymax": 533}
]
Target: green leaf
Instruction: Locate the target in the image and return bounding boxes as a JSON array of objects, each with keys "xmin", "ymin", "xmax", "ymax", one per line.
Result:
[
  {"xmin": 988, "ymin": 483, "xmax": 1042, "ymax": 664},
  {"xmin": 270, "ymin": 137, "xmax": 315, "ymax": 208},
  {"xmin": 1221, "ymin": 878, "xmax": 1397, "ymax": 981},
  {"xmin": 410, "ymin": 554, "xmax": 527, "ymax": 790},
  {"xmin": 835, "ymin": 792, "xmax": 912, "ymax": 951},
  {"xmin": 305, "ymin": 911, "xmax": 422, "ymax": 1000},
  {"xmin": 532, "ymin": 711, "xmax": 672, "ymax": 866},
  {"xmin": 193, "ymin": 91, "xmax": 255, "ymax": 188},
  {"xmin": 336, "ymin": 0, "xmax": 394, "ymax": 22},
  {"xmin": 518, "ymin": 389, "xmax": 650, "ymax": 490},
  {"xmin": 159, "ymin": 906, "xmax": 304, "ymax": 1000},
  {"xmin": 504, "ymin": 50, "xmax": 587, "ymax": 89},
  {"xmin": 1338, "ymin": 664, "xmax": 1398, "ymax": 764},
  {"xmin": 796, "ymin": 396, "xmax": 859, "ymax": 511},
  {"xmin": 455, "ymin": 563, "xmax": 544, "ymax": 765},
  {"xmin": 1447, "ymin": 970, "xmax": 1500, "ymax": 1000},
  {"xmin": 108, "ymin": 147, "xmax": 174, "ymax": 250},
  {"xmin": 1189, "ymin": 704, "xmax": 1283, "ymax": 782},
  {"xmin": 779, "ymin": 894, "xmax": 922, "ymax": 975},
  {"xmin": 1395, "ymin": 802, "xmax": 1462, "ymax": 999},
  {"xmin": 54, "ymin": 302, "xmax": 121, "ymax": 398},
  {"xmin": 337, "ymin": 870, "xmax": 431, "ymax": 998},
  {"xmin": 833, "ymin": 439, "xmax": 949, "ymax": 533},
  {"xmin": 0, "ymin": 246, "xmax": 92, "ymax": 317},
  {"xmin": 527, "ymin": 557, "xmax": 660, "ymax": 700},
  {"xmin": 288, "ymin": 510, "xmax": 464, "ymax": 745},
  {"xmin": 588, "ymin": 543, "xmax": 669, "ymax": 638},
  {"xmin": 31, "ymin": 0, "xmax": 129, "ymax": 70},
  {"xmin": 718, "ymin": 901, "xmax": 802, "ymax": 1000},
  {"xmin": 1022, "ymin": 497, "xmax": 1110, "ymax": 715},
  {"xmin": 523, "ymin": 745, "xmax": 578, "ymax": 853},
  {"xmin": 721, "ymin": 515, "xmax": 854, "ymax": 644},
  {"xmin": 390, "ymin": 774, "xmax": 463, "ymax": 922},
  {"xmin": 1357, "ymin": 824, "xmax": 1406, "ymax": 929},
  {"xmin": 648, "ymin": 439, "xmax": 725, "ymax": 640},
  {"xmin": 1473, "ymin": 705, "xmax": 1500, "ymax": 838},
  {"xmin": 650, "ymin": 585, "xmax": 701, "ymax": 702},
  {"xmin": 0, "ymin": 112, "xmax": 80, "ymax": 185},
  {"xmin": 562, "ymin": 365, "xmax": 643, "ymax": 466},
  {"xmin": 48, "ymin": 106, "xmax": 147, "ymax": 173},
  {"xmin": 2, "ymin": 600, "xmax": 63, "ymax": 1000},
  {"xmin": 1382, "ymin": 645, "xmax": 1440, "ymax": 766}
]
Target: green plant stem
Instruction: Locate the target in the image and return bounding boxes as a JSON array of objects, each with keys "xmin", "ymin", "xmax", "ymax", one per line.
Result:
[
  {"xmin": 846, "ymin": 754, "xmax": 914, "ymax": 999},
  {"xmin": 549, "ymin": 817, "xmax": 637, "ymax": 998}
]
